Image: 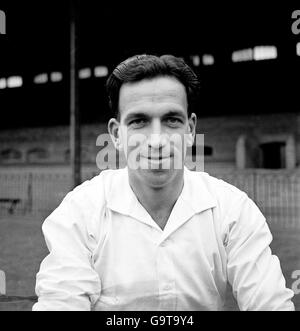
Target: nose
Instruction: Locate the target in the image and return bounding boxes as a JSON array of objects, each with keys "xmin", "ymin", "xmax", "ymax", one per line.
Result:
[{"xmin": 147, "ymin": 120, "xmax": 167, "ymax": 150}]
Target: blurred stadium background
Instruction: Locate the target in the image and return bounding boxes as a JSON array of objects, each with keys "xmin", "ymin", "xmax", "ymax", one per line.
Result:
[{"xmin": 0, "ymin": 1, "xmax": 300, "ymax": 310}]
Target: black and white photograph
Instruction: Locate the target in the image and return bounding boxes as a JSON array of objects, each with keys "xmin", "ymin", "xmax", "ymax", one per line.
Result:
[{"xmin": 0, "ymin": 1, "xmax": 300, "ymax": 313}]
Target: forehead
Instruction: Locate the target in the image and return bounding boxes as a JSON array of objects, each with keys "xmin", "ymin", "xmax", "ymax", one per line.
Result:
[{"xmin": 118, "ymin": 76, "xmax": 188, "ymax": 116}]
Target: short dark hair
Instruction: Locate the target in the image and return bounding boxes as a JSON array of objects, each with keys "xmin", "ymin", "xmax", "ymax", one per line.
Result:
[{"xmin": 106, "ymin": 54, "xmax": 200, "ymax": 118}]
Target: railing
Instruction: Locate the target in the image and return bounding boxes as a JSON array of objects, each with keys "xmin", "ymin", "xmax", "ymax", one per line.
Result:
[
  {"xmin": 0, "ymin": 165, "xmax": 99, "ymax": 218},
  {"xmin": 210, "ymin": 169, "xmax": 300, "ymax": 229},
  {"xmin": 0, "ymin": 166, "xmax": 300, "ymax": 228}
]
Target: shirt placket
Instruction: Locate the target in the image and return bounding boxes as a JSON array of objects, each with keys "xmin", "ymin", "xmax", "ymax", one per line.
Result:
[{"xmin": 156, "ymin": 238, "xmax": 177, "ymax": 310}]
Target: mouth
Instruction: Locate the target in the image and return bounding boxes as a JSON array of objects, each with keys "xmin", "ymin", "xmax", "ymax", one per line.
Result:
[
  {"xmin": 143, "ymin": 155, "xmax": 173, "ymax": 161},
  {"xmin": 136, "ymin": 154, "xmax": 177, "ymax": 171}
]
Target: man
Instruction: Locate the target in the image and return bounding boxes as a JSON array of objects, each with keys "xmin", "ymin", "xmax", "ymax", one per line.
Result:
[{"xmin": 33, "ymin": 54, "xmax": 295, "ymax": 311}]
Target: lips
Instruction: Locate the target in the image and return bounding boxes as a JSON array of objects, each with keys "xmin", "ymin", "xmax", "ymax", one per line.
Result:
[{"xmin": 142, "ymin": 155, "xmax": 172, "ymax": 160}]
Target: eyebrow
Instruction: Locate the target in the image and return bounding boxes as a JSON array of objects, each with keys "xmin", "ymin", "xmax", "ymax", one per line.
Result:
[
  {"xmin": 123, "ymin": 110, "xmax": 186, "ymax": 123},
  {"xmin": 162, "ymin": 111, "xmax": 186, "ymax": 118},
  {"xmin": 123, "ymin": 112, "xmax": 149, "ymax": 123}
]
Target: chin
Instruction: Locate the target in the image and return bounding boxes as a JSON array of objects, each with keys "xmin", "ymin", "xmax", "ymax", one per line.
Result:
[
  {"xmin": 140, "ymin": 168, "xmax": 179, "ymax": 188},
  {"xmin": 127, "ymin": 158, "xmax": 185, "ymax": 188}
]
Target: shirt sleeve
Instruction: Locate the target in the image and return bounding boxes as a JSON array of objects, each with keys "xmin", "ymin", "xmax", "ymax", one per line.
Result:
[
  {"xmin": 225, "ymin": 194, "xmax": 295, "ymax": 311},
  {"xmin": 32, "ymin": 193, "xmax": 101, "ymax": 311}
]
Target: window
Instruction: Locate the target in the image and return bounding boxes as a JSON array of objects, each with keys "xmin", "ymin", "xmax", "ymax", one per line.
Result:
[
  {"xmin": 94, "ymin": 66, "xmax": 108, "ymax": 78},
  {"xmin": 191, "ymin": 145, "xmax": 213, "ymax": 162},
  {"xmin": 65, "ymin": 148, "xmax": 91, "ymax": 163},
  {"xmin": 7, "ymin": 76, "xmax": 23, "ymax": 88},
  {"xmin": 34, "ymin": 73, "xmax": 48, "ymax": 84},
  {"xmin": 27, "ymin": 148, "xmax": 49, "ymax": 163},
  {"xmin": 79, "ymin": 68, "xmax": 92, "ymax": 79},
  {"xmin": 259, "ymin": 142, "xmax": 286, "ymax": 169},
  {"xmin": 191, "ymin": 145, "xmax": 213, "ymax": 156},
  {"xmin": 0, "ymin": 149, "xmax": 22, "ymax": 162},
  {"xmin": 253, "ymin": 46, "xmax": 277, "ymax": 61},
  {"xmin": 65, "ymin": 149, "xmax": 70, "ymax": 163},
  {"xmin": 204, "ymin": 146, "xmax": 213, "ymax": 156}
]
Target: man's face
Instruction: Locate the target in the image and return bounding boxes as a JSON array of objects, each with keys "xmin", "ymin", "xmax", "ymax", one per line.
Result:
[{"xmin": 109, "ymin": 76, "xmax": 196, "ymax": 188}]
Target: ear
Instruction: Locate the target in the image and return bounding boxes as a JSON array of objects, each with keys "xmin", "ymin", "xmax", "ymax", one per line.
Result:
[
  {"xmin": 108, "ymin": 118, "xmax": 123, "ymax": 151},
  {"xmin": 187, "ymin": 113, "xmax": 197, "ymax": 146}
]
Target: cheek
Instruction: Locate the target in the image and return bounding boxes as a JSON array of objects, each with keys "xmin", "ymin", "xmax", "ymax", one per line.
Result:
[
  {"xmin": 171, "ymin": 134, "xmax": 186, "ymax": 150},
  {"xmin": 170, "ymin": 134, "xmax": 190, "ymax": 162},
  {"xmin": 124, "ymin": 132, "xmax": 148, "ymax": 156}
]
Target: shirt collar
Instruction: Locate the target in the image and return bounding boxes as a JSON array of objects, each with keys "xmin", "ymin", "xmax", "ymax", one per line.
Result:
[{"xmin": 106, "ymin": 167, "xmax": 217, "ymax": 234}]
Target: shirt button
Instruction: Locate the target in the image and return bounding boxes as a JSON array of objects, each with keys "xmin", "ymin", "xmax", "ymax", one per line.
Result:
[
  {"xmin": 160, "ymin": 239, "xmax": 171, "ymax": 247},
  {"xmin": 163, "ymin": 284, "xmax": 172, "ymax": 291}
]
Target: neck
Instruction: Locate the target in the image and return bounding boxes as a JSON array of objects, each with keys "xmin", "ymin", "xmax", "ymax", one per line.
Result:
[{"xmin": 128, "ymin": 169, "xmax": 184, "ymax": 221}]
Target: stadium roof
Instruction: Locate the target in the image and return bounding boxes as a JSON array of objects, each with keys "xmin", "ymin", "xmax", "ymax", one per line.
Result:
[
  {"xmin": 0, "ymin": 2, "xmax": 297, "ymax": 71},
  {"xmin": 0, "ymin": 1, "xmax": 299, "ymax": 128}
]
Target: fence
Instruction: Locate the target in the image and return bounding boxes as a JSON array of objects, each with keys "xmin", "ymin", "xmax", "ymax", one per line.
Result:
[
  {"xmin": 0, "ymin": 165, "xmax": 99, "ymax": 218},
  {"xmin": 0, "ymin": 166, "xmax": 300, "ymax": 228},
  {"xmin": 210, "ymin": 169, "xmax": 300, "ymax": 229}
]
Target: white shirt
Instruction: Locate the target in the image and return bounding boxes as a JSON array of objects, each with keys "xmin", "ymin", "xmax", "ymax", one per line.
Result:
[{"xmin": 33, "ymin": 167, "xmax": 295, "ymax": 311}]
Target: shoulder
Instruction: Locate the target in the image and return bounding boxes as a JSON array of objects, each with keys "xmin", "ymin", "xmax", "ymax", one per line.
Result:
[
  {"xmin": 66, "ymin": 168, "xmax": 125, "ymax": 206},
  {"xmin": 188, "ymin": 170, "xmax": 247, "ymax": 203},
  {"xmin": 186, "ymin": 169, "xmax": 252, "ymax": 226},
  {"xmin": 195, "ymin": 171, "xmax": 266, "ymax": 230},
  {"xmin": 45, "ymin": 168, "xmax": 125, "ymax": 230}
]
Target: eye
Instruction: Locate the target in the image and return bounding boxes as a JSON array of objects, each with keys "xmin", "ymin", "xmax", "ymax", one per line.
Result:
[
  {"xmin": 128, "ymin": 118, "xmax": 147, "ymax": 128},
  {"xmin": 165, "ymin": 117, "xmax": 182, "ymax": 127}
]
